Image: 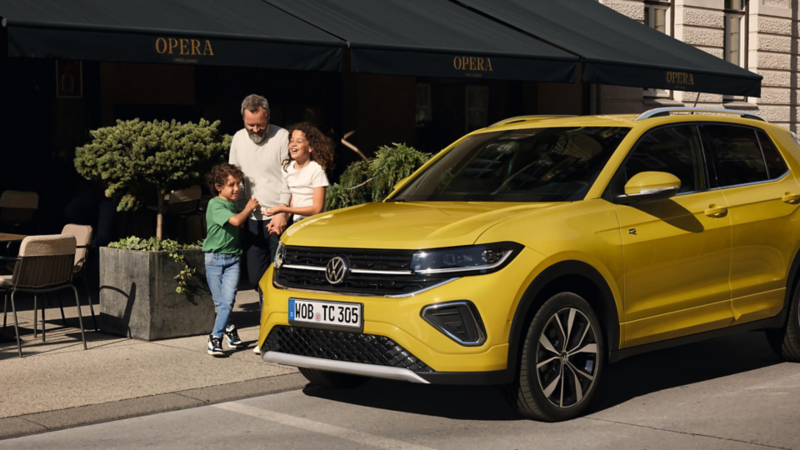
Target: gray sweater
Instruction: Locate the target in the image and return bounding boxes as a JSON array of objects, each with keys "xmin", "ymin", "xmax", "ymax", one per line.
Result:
[{"xmin": 228, "ymin": 125, "xmax": 291, "ymax": 221}]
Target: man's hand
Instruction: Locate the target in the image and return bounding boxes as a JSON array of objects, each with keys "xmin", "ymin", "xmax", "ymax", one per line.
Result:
[{"xmin": 268, "ymin": 211, "xmax": 289, "ymax": 235}]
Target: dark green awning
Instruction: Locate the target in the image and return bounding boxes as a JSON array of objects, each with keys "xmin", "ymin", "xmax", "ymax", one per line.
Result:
[
  {"xmin": 457, "ymin": 0, "xmax": 762, "ymax": 96},
  {"xmin": 0, "ymin": 0, "xmax": 343, "ymax": 71},
  {"xmin": 265, "ymin": 0, "xmax": 578, "ymax": 83}
]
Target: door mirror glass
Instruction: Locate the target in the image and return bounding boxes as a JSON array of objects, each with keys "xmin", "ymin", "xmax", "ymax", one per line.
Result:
[{"xmin": 616, "ymin": 171, "xmax": 681, "ymax": 204}]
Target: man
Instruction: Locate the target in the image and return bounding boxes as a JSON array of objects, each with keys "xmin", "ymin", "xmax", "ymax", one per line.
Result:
[{"xmin": 228, "ymin": 94, "xmax": 291, "ymax": 353}]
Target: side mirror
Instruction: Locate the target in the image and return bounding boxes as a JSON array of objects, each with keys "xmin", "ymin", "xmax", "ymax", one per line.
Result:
[
  {"xmin": 614, "ymin": 171, "xmax": 681, "ymax": 204},
  {"xmin": 393, "ymin": 176, "xmax": 412, "ymax": 191}
]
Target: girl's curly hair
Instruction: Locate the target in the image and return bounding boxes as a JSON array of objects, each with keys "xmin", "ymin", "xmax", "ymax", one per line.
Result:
[
  {"xmin": 282, "ymin": 122, "xmax": 335, "ymax": 172},
  {"xmin": 205, "ymin": 163, "xmax": 244, "ymax": 196}
]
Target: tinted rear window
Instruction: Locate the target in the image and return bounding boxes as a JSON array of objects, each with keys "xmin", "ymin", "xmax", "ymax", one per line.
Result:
[
  {"xmin": 704, "ymin": 125, "xmax": 768, "ymax": 187},
  {"xmin": 756, "ymin": 130, "xmax": 789, "ymax": 179}
]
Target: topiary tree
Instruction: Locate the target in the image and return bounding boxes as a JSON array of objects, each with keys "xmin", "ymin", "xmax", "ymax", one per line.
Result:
[
  {"xmin": 75, "ymin": 118, "xmax": 230, "ymax": 240},
  {"xmin": 326, "ymin": 143, "xmax": 431, "ymax": 210}
]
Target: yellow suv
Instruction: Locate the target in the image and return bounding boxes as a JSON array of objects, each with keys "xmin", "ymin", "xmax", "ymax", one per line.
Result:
[{"xmin": 257, "ymin": 108, "xmax": 800, "ymax": 421}]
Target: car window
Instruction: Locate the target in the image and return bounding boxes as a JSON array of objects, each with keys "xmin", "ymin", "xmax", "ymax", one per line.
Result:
[
  {"xmin": 756, "ymin": 130, "xmax": 789, "ymax": 179},
  {"xmin": 704, "ymin": 125, "xmax": 768, "ymax": 187},
  {"xmin": 390, "ymin": 127, "xmax": 630, "ymax": 202},
  {"xmin": 620, "ymin": 125, "xmax": 706, "ymax": 193}
]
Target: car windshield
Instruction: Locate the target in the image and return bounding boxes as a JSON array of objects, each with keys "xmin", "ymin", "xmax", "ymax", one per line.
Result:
[{"xmin": 390, "ymin": 127, "xmax": 631, "ymax": 202}]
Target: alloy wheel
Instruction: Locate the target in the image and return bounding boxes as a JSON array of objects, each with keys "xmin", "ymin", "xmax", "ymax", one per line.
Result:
[{"xmin": 535, "ymin": 307, "xmax": 599, "ymax": 408}]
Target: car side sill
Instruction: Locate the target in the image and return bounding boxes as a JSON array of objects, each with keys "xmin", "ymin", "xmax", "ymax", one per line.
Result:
[
  {"xmin": 609, "ymin": 313, "xmax": 786, "ymax": 363},
  {"xmin": 263, "ymin": 351, "xmax": 431, "ymax": 384}
]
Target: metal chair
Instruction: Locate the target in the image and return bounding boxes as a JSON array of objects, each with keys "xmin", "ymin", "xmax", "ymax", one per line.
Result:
[
  {"xmin": 0, "ymin": 190, "xmax": 39, "ymax": 234},
  {"xmin": 165, "ymin": 185, "xmax": 204, "ymax": 242},
  {"xmin": 1, "ymin": 234, "xmax": 87, "ymax": 358},
  {"xmin": 62, "ymin": 224, "xmax": 98, "ymax": 331}
]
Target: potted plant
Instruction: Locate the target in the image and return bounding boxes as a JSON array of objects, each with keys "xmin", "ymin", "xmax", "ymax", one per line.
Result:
[
  {"xmin": 75, "ymin": 119, "xmax": 230, "ymax": 340},
  {"xmin": 325, "ymin": 143, "xmax": 431, "ymax": 210}
]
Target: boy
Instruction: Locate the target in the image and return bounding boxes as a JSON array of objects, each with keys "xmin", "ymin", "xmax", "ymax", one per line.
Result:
[{"xmin": 203, "ymin": 163, "xmax": 259, "ymax": 356}]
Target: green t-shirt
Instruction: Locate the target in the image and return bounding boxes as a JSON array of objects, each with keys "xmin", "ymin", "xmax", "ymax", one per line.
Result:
[{"xmin": 202, "ymin": 197, "xmax": 241, "ymax": 256}]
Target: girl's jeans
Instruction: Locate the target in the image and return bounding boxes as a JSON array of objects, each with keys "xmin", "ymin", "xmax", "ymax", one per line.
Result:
[{"xmin": 205, "ymin": 253, "xmax": 240, "ymax": 338}]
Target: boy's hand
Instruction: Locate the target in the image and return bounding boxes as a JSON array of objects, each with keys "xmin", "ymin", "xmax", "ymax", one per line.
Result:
[{"xmin": 246, "ymin": 198, "xmax": 259, "ymax": 212}]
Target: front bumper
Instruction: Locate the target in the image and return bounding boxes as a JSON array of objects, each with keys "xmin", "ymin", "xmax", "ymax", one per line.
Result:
[{"xmin": 257, "ymin": 249, "xmax": 542, "ymax": 384}]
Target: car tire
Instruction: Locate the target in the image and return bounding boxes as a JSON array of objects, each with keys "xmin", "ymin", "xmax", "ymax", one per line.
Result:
[
  {"xmin": 506, "ymin": 292, "xmax": 604, "ymax": 422},
  {"xmin": 766, "ymin": 285, "xmax": 800, "ymax": 362},
  {"xmin": 298, "ymin": 368, "xmax": 370, "ymax": 389}
]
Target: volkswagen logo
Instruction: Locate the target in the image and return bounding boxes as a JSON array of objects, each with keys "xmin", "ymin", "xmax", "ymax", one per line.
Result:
[{"xmin": 325, "ymin": 256, "xmax": 349, "ymax": 285}]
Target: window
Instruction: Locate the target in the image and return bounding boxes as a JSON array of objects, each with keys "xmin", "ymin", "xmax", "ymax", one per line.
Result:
[
  {"xmin": 724, "ymin": 0, "xmax": 746, "ymax": 101},
  {"xmin": 391, "ymin": 127, "xmax": 631, "ymax": 202},
  {"xmin": 644, "ymin": 2, "xmax": 671, "ymax": 98},
  {"xmin": 756, "ymin": 130, "xmax": 789, "ymax": 179},
  {"xmin": 704, "ymin": 125, "xmax": 768, "ymax": 187},
  {"xmin": 622, "ymin": 126, "xmax": 707, "ymax": 193},
  {"xmin": 465, "ymin": 86, "xmax": 488, "ymax": 133}
]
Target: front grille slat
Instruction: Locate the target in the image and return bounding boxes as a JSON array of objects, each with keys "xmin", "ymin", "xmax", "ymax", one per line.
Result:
[
  {"xmin": 276, "ymin": 246, "xmax": 450, "ymax": 295},
  {"xmin": 265, "ymin": 326, "xmax": 434, "ymax": 373}
]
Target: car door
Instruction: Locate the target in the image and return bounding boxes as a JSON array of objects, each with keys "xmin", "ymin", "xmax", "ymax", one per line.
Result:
[
  {"xmin": 702, "ymin": 124, "xmax": 800, "ymax": 325},
  {"xmin": 609, "ymin": 124, "xmax": 733, "ymax": 347}
]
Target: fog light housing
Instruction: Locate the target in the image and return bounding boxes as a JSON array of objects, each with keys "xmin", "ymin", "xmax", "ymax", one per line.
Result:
[{"xmin": 421, "ymin": 301, "xmax": 486, "ymax": 346}]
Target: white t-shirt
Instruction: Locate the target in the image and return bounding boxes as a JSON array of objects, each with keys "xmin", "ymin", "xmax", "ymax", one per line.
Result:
[{"xmin": 285, "ymin": 161, "xmax": 329, "ymax": 222}]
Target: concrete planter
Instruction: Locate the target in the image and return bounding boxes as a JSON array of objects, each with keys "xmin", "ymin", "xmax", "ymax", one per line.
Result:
[{"xmin": 99, "ymin": 247, "xmax": 214, "ymax": 340}]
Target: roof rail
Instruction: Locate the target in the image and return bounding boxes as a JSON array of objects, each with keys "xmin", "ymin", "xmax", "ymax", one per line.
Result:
[
  {"xmin": 489, "ymin": 115, "xmax": 576, "ymax": 128},
  {"xmin": 635, "ymin": 107, "xmax": 765, "ymax": 122}
]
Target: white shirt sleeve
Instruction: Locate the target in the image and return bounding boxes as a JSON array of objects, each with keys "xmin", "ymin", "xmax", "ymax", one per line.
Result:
[{"xmin": 311, "ymin": 164, "xmax": 330, "ymax": 188}]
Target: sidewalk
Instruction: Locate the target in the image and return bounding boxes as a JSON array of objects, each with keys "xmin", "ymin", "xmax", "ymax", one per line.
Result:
[{"xmin": 0, "ymin": 290, "xmax": 305, "ymax": 440}]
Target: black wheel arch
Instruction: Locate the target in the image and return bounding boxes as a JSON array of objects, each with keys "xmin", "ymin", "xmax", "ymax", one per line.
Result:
[{"xmin": 505, "ymin": 261, "xmax": 620, "ymax": 379}]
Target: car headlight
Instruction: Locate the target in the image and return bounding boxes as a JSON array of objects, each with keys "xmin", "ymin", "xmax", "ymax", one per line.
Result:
[
  {"xmin": 273, "ymin": 241, "xmax": 285, "ymax": 269},
  {"xmin": 411, "ymin": 242, "xmax": 524, "ymax": 276}
]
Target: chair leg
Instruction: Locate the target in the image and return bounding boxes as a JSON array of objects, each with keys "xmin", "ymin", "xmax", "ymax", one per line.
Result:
[
  {"xmin": 33, "ymin": 294, "xmax": 37, "ymax": 339},
  {"xmin": 41, "ymin": 295, "xmax": 46, "ymax": 342},
  {"xmin": 71, "ymin": 285, "xmax": 87, "ymax": 350},
  {"xmin": 58, "ymin": 294, "xmax": 66, "ymax": 326},
  {"xmin": 10, "ymin": 290, "xmax": 22, "ymax": 358},
  {"xmin": 80, "ymin": 275, "xmax": 98, "ymax": 331}
]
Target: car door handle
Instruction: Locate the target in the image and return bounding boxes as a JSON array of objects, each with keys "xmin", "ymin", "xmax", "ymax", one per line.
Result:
[
  {"xmin": 704, "ymin": 205, "xmax": 728, "ymax": 218},
  {"xmin": 782, "ymin": 193, "xmax": 800, "ymax": 204}
]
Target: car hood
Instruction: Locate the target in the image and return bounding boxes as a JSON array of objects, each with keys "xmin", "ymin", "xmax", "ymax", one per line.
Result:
[{"xmin": 281, "ymin": 201, "xmax": 559, "ymax": 249}]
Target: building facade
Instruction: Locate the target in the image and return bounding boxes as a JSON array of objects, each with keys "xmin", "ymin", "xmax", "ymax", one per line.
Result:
[{"xmin": 599, "ymin": 0, "xmax": 797, "ymax": 131}]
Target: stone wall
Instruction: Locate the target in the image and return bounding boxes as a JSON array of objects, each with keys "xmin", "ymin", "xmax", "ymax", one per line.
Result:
[{"xmin": 598, "ymin": 0, "xmax": 799, "ymax": 131}]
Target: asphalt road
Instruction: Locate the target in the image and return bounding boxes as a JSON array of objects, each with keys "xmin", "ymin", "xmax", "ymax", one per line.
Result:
[{"xmin": 2, "ymin": 331, "xmax": 798, "ymax": 450}]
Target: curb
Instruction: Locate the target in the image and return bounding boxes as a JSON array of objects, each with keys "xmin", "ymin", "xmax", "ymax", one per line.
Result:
[{"xmin": 0, "ymin": 373, "xmax": 307, "ymax": 441}]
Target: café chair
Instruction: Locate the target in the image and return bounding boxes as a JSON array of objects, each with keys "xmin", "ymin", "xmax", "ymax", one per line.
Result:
[
  {"xmin": 148, "ymin": 185, "xmax": 204, "ymax": 242},
  {"xmin": 0, "ymin": 190, "xmax": 39, "ymax": 234},
  {"xmin": 0, "ymin": 234, "xmax": 87, "ymax": 358},
  {"xmin": 62, "ymin": 224, "xmax": 98, "ymax": 332}
]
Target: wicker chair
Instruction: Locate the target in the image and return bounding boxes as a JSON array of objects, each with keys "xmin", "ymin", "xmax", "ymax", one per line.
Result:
[
  {"xmin": 0, "ymin": 190, "xmax": 39, "ymax": 234},
  {"xmin": 62, "ymin": 224, "xmax": 98, "ymax": 331},
  {"xmin": 165, "ymin": 185, "xmax": 204, "ymax": 242},
  {"xmin": 1, "ymin": 234, "xmax": 87, "ymax": 358}
]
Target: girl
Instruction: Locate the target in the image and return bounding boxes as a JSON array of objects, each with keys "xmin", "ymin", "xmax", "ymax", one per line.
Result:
[
  {"xmin": 264, "ymin": 122, "xmax": 333, "ymax": 222},
  {"xmin": 203, "ymin": 163, "xmax": 259, "ymax": 356}
]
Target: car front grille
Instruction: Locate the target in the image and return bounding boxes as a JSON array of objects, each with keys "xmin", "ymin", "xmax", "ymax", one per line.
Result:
[
  {"xmin": 264, "ymin": 326, "xmax": 434, "ymax": 373},
  {"xmin": 274, "ymin": 246, "xmax": 451, "ymax": 296}
]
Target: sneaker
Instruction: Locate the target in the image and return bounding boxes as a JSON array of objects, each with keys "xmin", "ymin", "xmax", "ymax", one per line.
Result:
[
  {"xmin": 207, "ymin": 335, "xmax": 224, "ymax": 356},
  {"xmin": 253, "ymin": 344, "xmax": 261, "ymax": 355},
  {"xmin": 224, "ymin": 325, "xmax": 244, "ymax": 349}
]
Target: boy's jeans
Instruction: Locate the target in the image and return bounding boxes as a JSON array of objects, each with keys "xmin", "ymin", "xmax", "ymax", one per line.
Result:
[{"xmin": 205, "ymin": 253, "xmax": 240, "ymax": 338}]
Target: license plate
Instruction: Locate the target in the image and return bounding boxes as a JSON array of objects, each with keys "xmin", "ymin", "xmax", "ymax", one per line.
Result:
[{"xmin": 289, "ymin": 298, "xmax": 363, "ymax": 331}]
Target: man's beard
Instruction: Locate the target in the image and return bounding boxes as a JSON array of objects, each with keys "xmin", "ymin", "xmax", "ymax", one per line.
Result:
[{"xmin": 248, "ymin": 124, "xmax": 269, "ymax": 144}]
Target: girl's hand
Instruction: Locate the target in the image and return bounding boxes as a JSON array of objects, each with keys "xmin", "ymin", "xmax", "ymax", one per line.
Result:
[{"xmin": 264, "ymin": 204, "xmax": 285, "ymax": 216}]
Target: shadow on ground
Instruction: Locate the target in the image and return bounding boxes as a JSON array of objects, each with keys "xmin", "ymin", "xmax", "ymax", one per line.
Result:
[{"xmin": 303, "ymin": 331, "xmax": 782, "ymax": 421}]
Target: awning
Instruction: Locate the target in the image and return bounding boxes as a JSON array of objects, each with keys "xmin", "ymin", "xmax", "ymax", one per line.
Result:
[
  {"xmin": 457, "ymin": 0, "xmax": 762, "ymax": 97},
  {"xmin": 0, "ymin": 0, "xmax": 343, "ymax": 71},
  {"xmin": 264, "ymin": 0, "xmax": 578, "ymax": 83}
]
